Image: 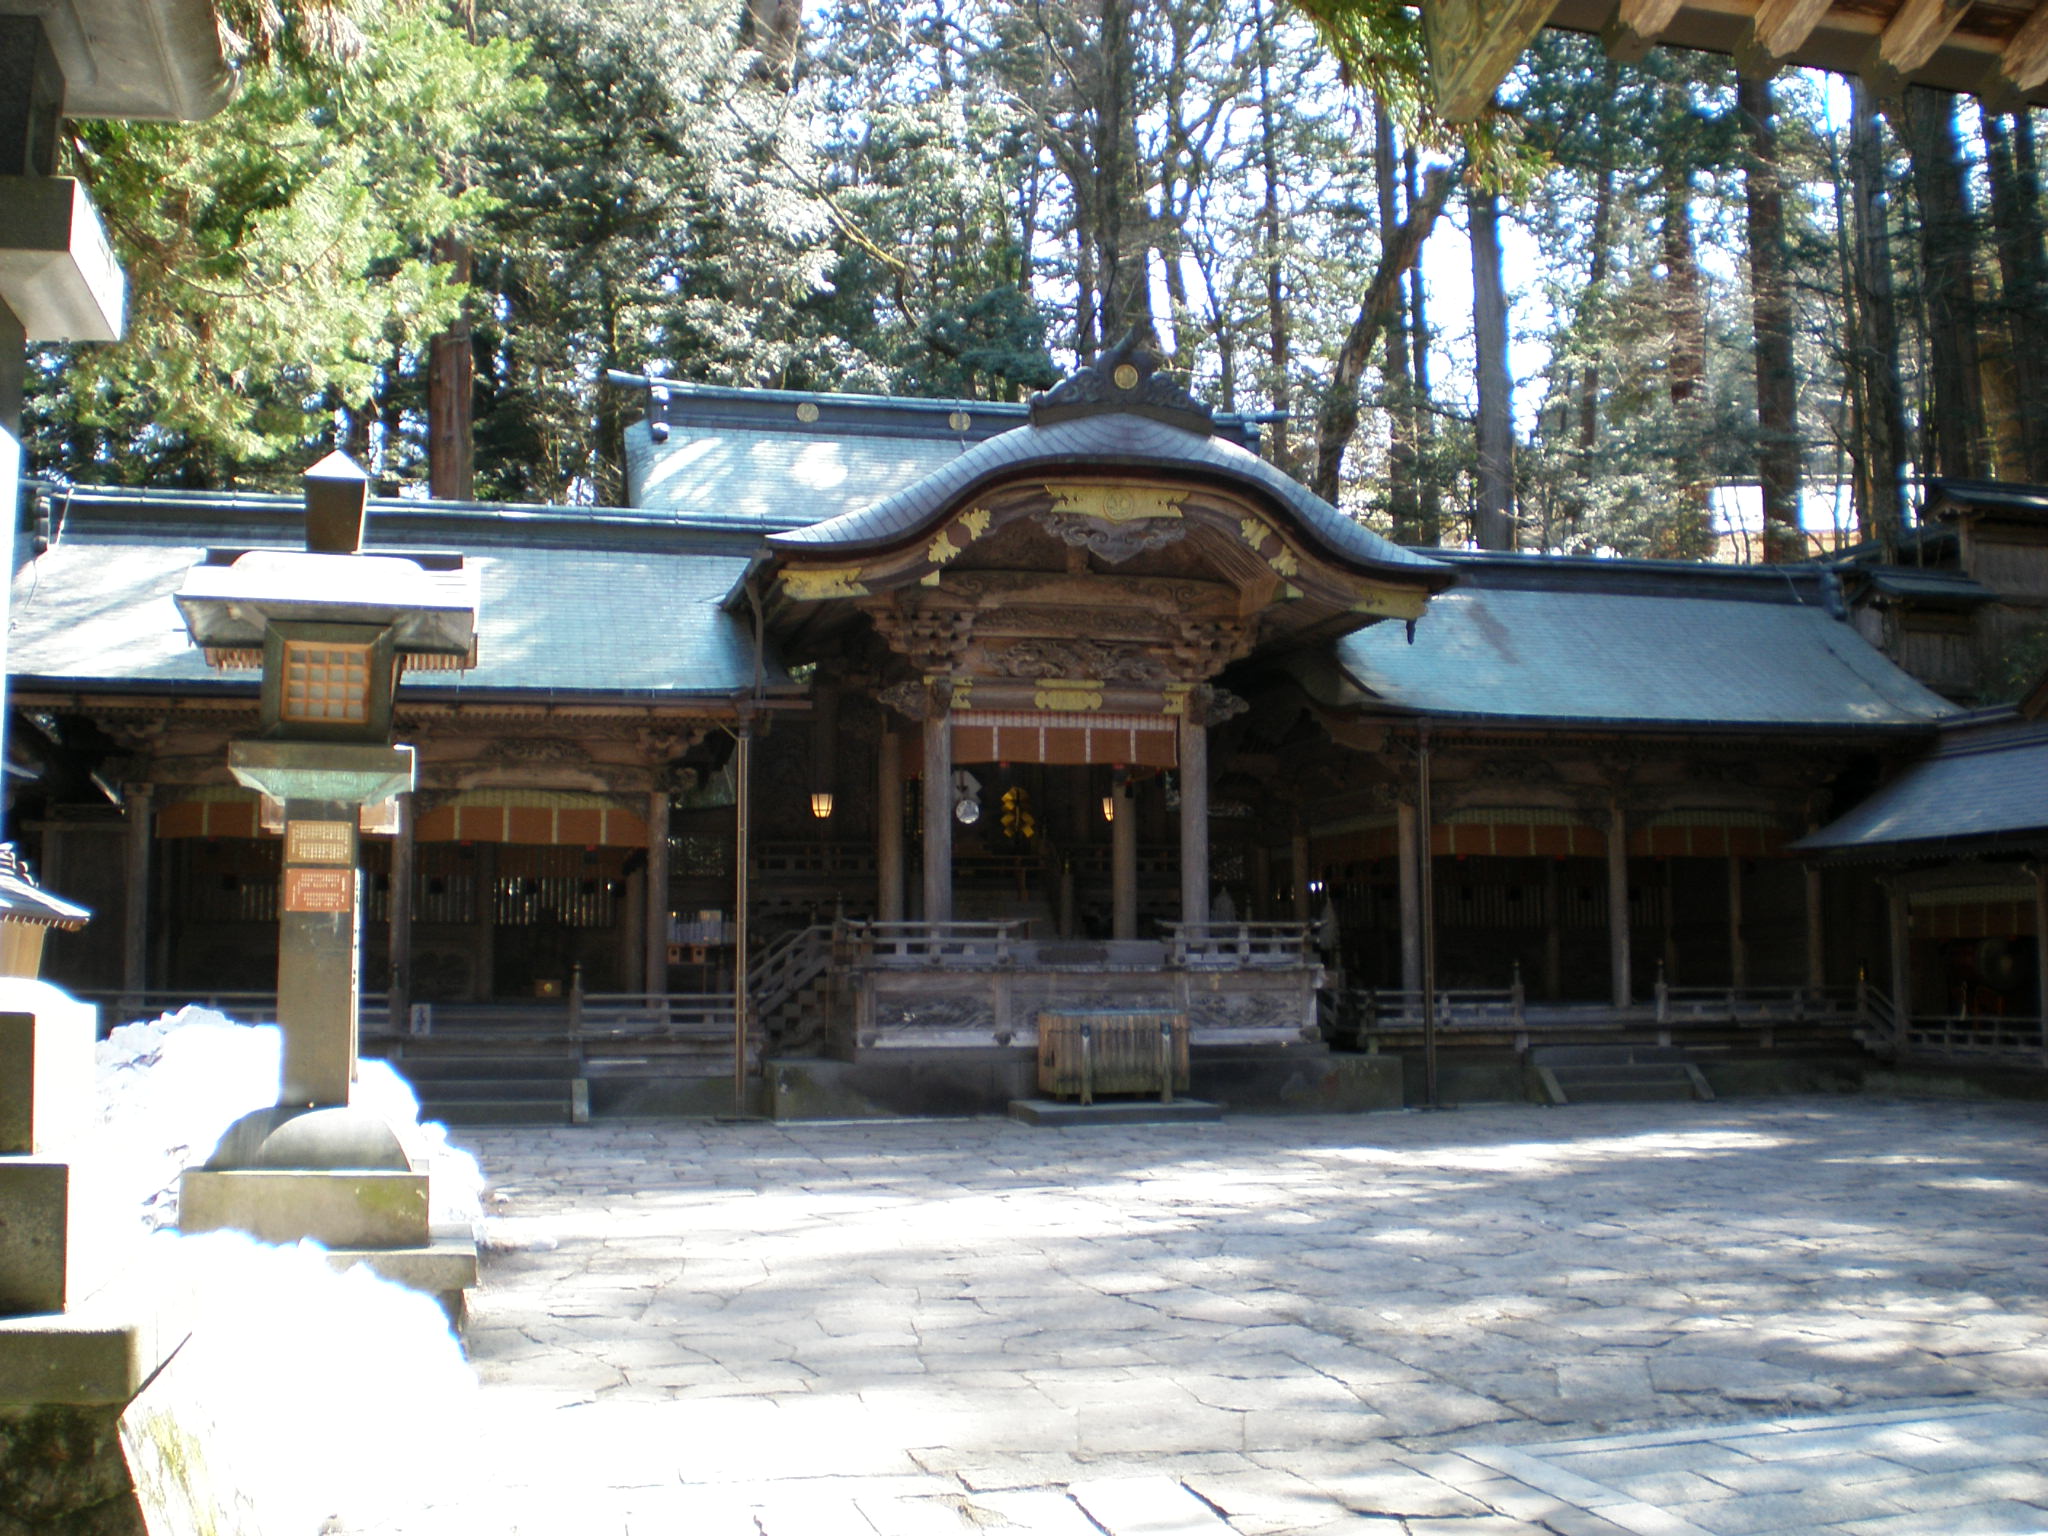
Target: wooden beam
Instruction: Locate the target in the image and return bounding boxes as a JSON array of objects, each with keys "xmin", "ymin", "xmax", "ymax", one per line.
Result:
[
  {"xmin": 1423, "ymin": 0, "xmax": 1565, "ymax": 122},
  {"xmin": 1878, "ymin": 0, "xmax": 1974, "ymax": 75},
  {"xmin": 1738, "ymin": 0, "xmax": 1835, "ymax": 74},
  {"xmin": 1989, "ymin": 0, "xmax": 2048, "ymax": 97},
  {"xmin": 1603, "ymin": 0, "xmax": 1686, "ymax": 62}
]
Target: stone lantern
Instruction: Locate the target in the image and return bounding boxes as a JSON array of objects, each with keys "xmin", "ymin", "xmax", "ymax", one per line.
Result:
[{"xmin": 170, "ymin": 454, "xmax": 481, "ymax": 1308}]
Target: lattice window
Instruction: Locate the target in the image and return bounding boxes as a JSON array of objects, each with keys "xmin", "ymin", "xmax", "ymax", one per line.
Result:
[{"xmin": 281, "ymin": 641, "xmax": 372, "ymax": 724}]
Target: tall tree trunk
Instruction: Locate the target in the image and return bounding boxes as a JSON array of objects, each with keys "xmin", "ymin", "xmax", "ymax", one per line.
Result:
[
  {"xmin": 1406, "ymin": 145, "xmax": 1442, "ymax": 544},
  {"xmin": 426, "ymin": 235, "xmax": 475, "ymax": 501},
  {"xmin": 1312, "ymin": 166, "xmax": 1455, "ymax": 507},
  {"xmin": 1470, "ymin": 185, "xmax": 1515, "ymax": 550},
  {"xmin": 1375, "ymin": 97, "xmax": 1422, "ymax": 542},
  {"xmin": 1984, "ymin": 110, "xmax": 2048, "ymax": 479},
  {"xmin": 1252, "ymin": 0, "xmax": 1292, "ymax": 471},
  {"xmin": 1661, "ymin": 169, "xmax": 1714, "ymax": 558},
  {"xmin": 1093, "ymin": 0, "xmax": 1150, "ymax": 343},
  {"xmin": 1849, "ymin": 82, "xmax": 1909, "ymax": 551},
  {"xmin": 1896, "ymin": 86, "xmax": 1985, "ymax": 480},
  {"xmin": 1580, "ymin": 58, "xmax": 1619, "ymax": 454},
  {"xmin": 1739, "ymin": 76, "xmax": 1803, "ymax": 563}
]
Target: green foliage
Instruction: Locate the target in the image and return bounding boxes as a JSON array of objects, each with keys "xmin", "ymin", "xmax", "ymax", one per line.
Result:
[{"xmin": 28, "ymin": 10, "xmax": 527, "ymax": 488}]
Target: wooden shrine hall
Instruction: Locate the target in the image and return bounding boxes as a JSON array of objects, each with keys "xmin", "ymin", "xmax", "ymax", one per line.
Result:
[{"xmin": 8, "ymin": 337, "xmax": 2041, "ymax": 1116}]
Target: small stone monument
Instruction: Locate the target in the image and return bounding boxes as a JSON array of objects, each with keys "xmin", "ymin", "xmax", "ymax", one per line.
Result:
[{"xmin": 172, "ymin": 452, "xmax": 483, "ymax": 1321}]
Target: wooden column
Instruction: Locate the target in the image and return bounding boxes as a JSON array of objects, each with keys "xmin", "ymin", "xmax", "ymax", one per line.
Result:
[
  {"xmin": 1727, "ymin": 855, "xmax": 1747, "ymax": 989},
  {"xmin": 1177, "ymin": 708, "xmax": 1209, "ymax": 926},
  {"xmin": 1251, "ymin": 846, "xmax": 1272, "ymax": 920},
  {"xmin": 1291, "ymin": 827, "xmax": 1312, "ymax": 923},
  {"xmin": 1887, "ymin": 883, "xmax": 1912, "ymax": 1050},
  {"xmin": 921, "ymin": 704, "xmax": 952, "ymax": 924},
  {"xmin": 1607, "ymin": 802, "xmax": 1632, "ymax": 1008},
  {"xmin": 1397, "ymin": 798, "xmax": 1423, "ymax": 996},
  {"xmin": 644, "ymin": 787, "xmax": 670, "ymax": 993},
  {"xmin": 1544, "ymin": 857, "xmax": 1563, "ymax": 1000},
  {"xmin": 1111, "ymin": 783, "xmax": 1137, "ymax": 939},
  {"xmin": 1805, "ymin": 865, "xmax": 1827, "ymax": 993},
  {"xmin": 2034, "ymin": 864, "xmax": 2047, "ymax": 1041},
  {"xmin": 122, "ymin": 783, "xmax": 153, "ymax": 1003},
  {"xmin": 388, "ymin": 792, "xmax": 416, "ymax": 1030},
  {"xmin": 876, "ymin": 727, "xmax": 904, "ymax": 922},
  {"xmin": 472, "ymin": 841, "xmax": 496, "ymax": 1001}
]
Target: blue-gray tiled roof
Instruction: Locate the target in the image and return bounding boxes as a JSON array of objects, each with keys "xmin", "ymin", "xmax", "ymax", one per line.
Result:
[
  {"xmin": 1334, "ymin": 561, "xmax": 1957, "ymax": 729},
  {"xmin": 10, "ymin": 494, "xmax": 777, "ymax": 700},
  {"xmin": 768, "ymin": 413, "xmax": 1447, "ymax": 580},
  {"xmin": 1795, "ymin": 715, "xmax": 2048, "ymax": 854}
]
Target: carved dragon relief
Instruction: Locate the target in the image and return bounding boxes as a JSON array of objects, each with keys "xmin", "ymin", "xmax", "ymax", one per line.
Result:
[
  {"xmin": 1032, "ymin": 508, "xmax": 1190, "ymax": 564},
  {"xmin": 981, "ymin": 638, "xmax": 1173, "ymax": 684}
]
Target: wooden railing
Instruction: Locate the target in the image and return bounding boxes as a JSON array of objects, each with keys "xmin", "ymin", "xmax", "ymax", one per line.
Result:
[
  {"xmin": 1162, "ymin": 922, "xmax": 1317, "ymax": 969},
  {"xmin": 851, "ymin": 920, "xmax": 1028, "ymax": 967},
  {"xmin": 1354, "ymin": 985, "xmax": 1525, "ymax": 1032},
  {"xmin": 749, "ymin": 923, "xmax": 833, "ymax": 1019},
  {"xmin": 1654, "ymin": 981, "xmax": 1861, "ymax": 1024},
  {"xmin": 1900, "ymin": 1013, "xmax": 2046, "ymax": 1062}
]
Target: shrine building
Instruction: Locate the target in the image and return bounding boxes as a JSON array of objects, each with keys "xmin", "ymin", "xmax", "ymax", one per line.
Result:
[{"xmin": 8, "ymin": 338, "xmax": 2044, "ymax": 1116}]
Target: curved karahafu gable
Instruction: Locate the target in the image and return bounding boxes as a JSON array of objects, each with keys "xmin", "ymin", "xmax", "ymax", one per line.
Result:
[{"xmin": 754, "ymin": 339, "xmax": 1450, "ymax": 683}]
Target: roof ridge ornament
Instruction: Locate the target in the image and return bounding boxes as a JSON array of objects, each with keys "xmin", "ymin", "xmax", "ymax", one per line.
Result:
[{"xmin": 1028, "ymin": 325, "xmax": 1214, "ymax": 437}]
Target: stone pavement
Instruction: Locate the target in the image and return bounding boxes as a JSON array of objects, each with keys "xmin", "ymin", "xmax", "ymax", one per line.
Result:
[{"xmin": 366, "ymin": 1097, "xmax": 2048, "ymax": 1535}]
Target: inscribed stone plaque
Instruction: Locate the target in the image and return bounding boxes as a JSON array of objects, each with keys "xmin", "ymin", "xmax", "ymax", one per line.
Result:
[
  {"xmin": 285, "ymin": 820, "xmax": 353, "ymax": 865},
  {"xmin": 282, "ymin": 868, "xmax": 354, "ymax": 914}
]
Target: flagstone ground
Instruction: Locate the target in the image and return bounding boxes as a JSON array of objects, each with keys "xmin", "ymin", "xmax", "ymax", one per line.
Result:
[{"xmin": 363, "ymin": 1097, "xmax": 2048, "ymax": 1535}]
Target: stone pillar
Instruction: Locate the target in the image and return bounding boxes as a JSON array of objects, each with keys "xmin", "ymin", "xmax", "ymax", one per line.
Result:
[
  {"xmin": 1291, "ymin": 827, "xmax": 1312, "ymax": 923},
  {"xmin": 921, "ymin": 703, "xmax": 952, "ymax": 924},
  {"xmin": 876, "ymin": 728, "xmax": 903, "ymax": 922},
  {"xmin": 1607, "ymin": 802, "xmax": 1632, "ymax": 1008},
  {"xmin": 1805, "ymin": 864, "xmax": 1826, "ymax": 993},
  {"xmin": 1397, "ymin": 798, "xmax": 1423, "ymax": 996},
  {"xmin": 1177, "ymin": 709, "xmax": 1209, "ymax": 926},
  {"xmin": 121, "ymin": 783, "xmax": 152, "ymax": 1004},
  {"xmin": 388, "ymin": 792, "xmax": 416, "ymax": 1031},
  {"xmin": 1111, "ymin": 783, "xmax": 1137, "ymax": 939},
  {"xmin": 645, "ymin": 787, "xmax": 670, "ymax": 994},
  {"xmin": 276, "ymin": 801, "xmax": 363, "ymax": 1107},
  {"xmin": 1727, "ymin": 855, "xmax": 1747, "ymax": 989}
]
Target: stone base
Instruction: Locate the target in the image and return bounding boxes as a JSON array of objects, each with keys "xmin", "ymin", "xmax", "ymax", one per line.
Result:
[
  {"xmin": 766, "ymin": 1046, "xmax": 1403, "ymax": 1119},
  {"xmin": 0, "ymin": 1401, "xmax": 146, "ymax": 1535},
  {"xmin": 1007, "ymin": 1097, "xmax": 1224, "ymax": 1127},
  {"xmin": 179, "ymin": 1168, "xmax": 429, "ymax": 1249},
  {"xmin": 321, "ymin": 1230, "xmax": 479, "ymax": 1329}
]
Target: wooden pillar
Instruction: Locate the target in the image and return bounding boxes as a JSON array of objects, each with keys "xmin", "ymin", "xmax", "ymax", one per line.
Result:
[
  {"xmin": 472, "ymin": 841, "xmax": 497, "ymax": 1001},
  {"xmin": 122, "ymin": 783, "xmax": 153, "ymax": 1003},
  {"xmin": 388, "ymin": 792, "xmax": 416, "ymax": 1030},
  {"xmin": 1607, "ymin": 802, "xmax": 1632, "ymax": 1008},
  {"xmin": 645, "ymin": 788, "xmax": 670, "ymax": 993},
  {"xmin": 1727, "ymin": 855, "xmax": 1747, "ymax": 989},
  {"xmin": 876, "ymin": 727, "xmax": 904, "ymax": 922},
  {"xmin": 1887, "ymin": 883, "xmax": 1912, "ymax": 1048},
  {"xmin": 1178, "ymin": 710, "xmax": 1209, "ymax": 926},
  {"xmin": 2033, "ymin": 864, "xmax": 2047, "ymax": 1039},
  {"xmin": 1397, "ymin": 798, "xmax": 1423, "ymax": 995},
  {"xmin": 921, "ymin": 704, "xmax": 952, "ymax": 924},
  {"xmin": 1805, "ymin": 864, "xmax": 1826, "ymax": 993},
  {"xmin": 1544, "ymin": 856, "xmax": 1563, "ymax": 1000},
  {"xmin": 1251, "ymin": 845, "xmax": 1272, "ymax": 920},
  {"xmin": 1111, "ymin": 781, "xmax": 1137, "ymax": 939},
  {"xmin": 1291, "ymin": 827, "xmax": 1312, "ymax": 923}
]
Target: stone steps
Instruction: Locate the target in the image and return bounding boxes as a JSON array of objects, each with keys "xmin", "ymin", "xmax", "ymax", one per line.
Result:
[{"xmin": 1530, "ymin": 1045, "xmax": 1714, "ymax": 1106}]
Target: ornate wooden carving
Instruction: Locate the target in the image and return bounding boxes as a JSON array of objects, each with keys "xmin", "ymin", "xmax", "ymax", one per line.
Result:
[
  {"xmin": 1033, "ymin": 508, "xmax": 1190, "ymax": 564},
  {"xmin": 1027, "ymin": 328, "xmax": 1215, "ymax": 436}
]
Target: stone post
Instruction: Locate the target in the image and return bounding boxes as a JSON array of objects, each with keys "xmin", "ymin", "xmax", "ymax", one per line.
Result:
[
  {"xmin": 644, "ymin": 787, "xmax": 670, "ymax": 994},
  {"xmin": 1177, "ymin": 705, "xmax": 1209, "ymax": 927},
  {"xmin": 876, "ymin": 727, "xmax": 903, "ymax": 922},
  {"xmin": 1607, "ymin": 802, "xmax": 1632, "ymax": 1008},
  {"xmin": 274, "ymin": 802, "xmax": 362, "ymax": 1107},
  {"xmin": 922, "ymin": 700, "xmax": 953, "ymax": 924}
]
